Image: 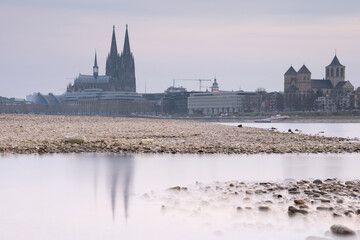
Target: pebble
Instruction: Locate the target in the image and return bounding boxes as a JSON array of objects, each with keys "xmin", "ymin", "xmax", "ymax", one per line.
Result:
[
  {"xmin": 316, "ymin": 206, "xmax": 332, "ymax": 211},
  {"xmin": 288, "ymin": 206, "xmax": 308, "ymax": 216},
  {"xmin": 289, "ymin": 190, "xmax": 300, "ymax": 194},
  {"xmin": 332, "ymin": 212, "xmax": 342, "ymax": 217},
  {"xmin": 299, "ymin": 205, "xmax": 309, "ymax": 209},
  {"xmin": 64, "ymin": 135, "xmax": 85, "ymax": 144},
  {"xmin": 313, "ymin": 179, "xmax": 323, "ymax": 184},
  {"xmin": 168, "ymin": 186, "xmax": 187, "ymax": 191},
  {"xmin": 258, "ymin": 206, "xmax": 270, "ymax": 211},
  {"xmin": 330, "ymin": 224, "xmax": 356, "ymax": 236}
]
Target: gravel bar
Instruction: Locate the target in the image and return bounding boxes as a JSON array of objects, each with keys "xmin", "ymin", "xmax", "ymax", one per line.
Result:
[{"xmin": 0, "ymin": 114, "xmax": 359, "ymax": 154}]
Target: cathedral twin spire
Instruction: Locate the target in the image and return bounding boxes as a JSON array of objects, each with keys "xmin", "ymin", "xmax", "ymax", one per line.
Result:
[
  {"xmin": 122, "ymin": 25, "xmax": 131, "ymax": 55},
  {"xmin": 106, "ymin": 25, "xmax": 136, "ymax": 92},
  {"xmin": 109, "ymin": 25, "xmax": 118, "ymax": 57},
  {"xmin": 109, "ymin": 25, "xmax": 131, "ymax": 57}
]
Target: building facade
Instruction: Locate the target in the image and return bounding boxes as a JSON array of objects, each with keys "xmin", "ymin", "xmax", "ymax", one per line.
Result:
[
  {"xmin": 188, "ymin": 91, "xmax": 261, "ymax": 115},
  {"xmin": 61, "ymin": 89, "xmax": 147, "ymax": 115},
  {"xmin": 356, "ymin": 87, "xmax": 360, "ymax": 109},
  {"xmin": 284, "ymin": 55, "xmax": 354, "ymax": 111},
  {"xmin": 68, "ymin": 25, "xmax": 136, "ymax": 93}
]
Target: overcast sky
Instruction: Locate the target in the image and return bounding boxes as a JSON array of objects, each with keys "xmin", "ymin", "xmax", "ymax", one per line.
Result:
[{"xmin": 1, "ymin": 0, "xmax": 360, "ymax": 98}]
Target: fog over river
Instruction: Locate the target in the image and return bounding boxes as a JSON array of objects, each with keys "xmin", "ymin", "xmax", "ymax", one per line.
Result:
[{"xmin": 1, "ymin": 153, "xmax": 360, "ymax": 239}]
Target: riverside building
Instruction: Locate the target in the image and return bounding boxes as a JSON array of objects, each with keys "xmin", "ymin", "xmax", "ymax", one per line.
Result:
[
  {"xmin": 188, "ymin": 79, "xmax": 261, "ymax": 114},
  {"xmin": 284, "ymin": 55, "xmax": 355, "ymax": 111}
]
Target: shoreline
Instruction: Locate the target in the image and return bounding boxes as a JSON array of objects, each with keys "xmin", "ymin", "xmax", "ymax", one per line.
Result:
[
  {"xmin": 0, "ymin": 114, "xmax": 360, "ymax": 154},
  {"xmin": 195, "ymin": 116, "xmax": 360, "ymax": 123}
]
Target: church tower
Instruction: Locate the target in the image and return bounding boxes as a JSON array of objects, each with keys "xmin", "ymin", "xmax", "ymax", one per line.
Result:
[
  {"xmin": 284, "ymin": 66, "xmax": 297, "ymax": 91},
  {"xmin": 326, "ymin": 54, "xmax": 345, "ymax": 87},
  {"xmin": 296, "ymin": 65, "xmax": 311, "ymax": 93},
  {"xmin": 106, "ymin": 25, "xmax": 120, "ymax": 80},
  {"xmin": 119, "ymin": 24, "xmax": 136, "ymax": 92}
]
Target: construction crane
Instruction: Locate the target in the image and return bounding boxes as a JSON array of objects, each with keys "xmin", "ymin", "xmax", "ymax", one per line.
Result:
[{"xmin": 173, "ymin": 79, "xmax": 212, "ymax": 91}]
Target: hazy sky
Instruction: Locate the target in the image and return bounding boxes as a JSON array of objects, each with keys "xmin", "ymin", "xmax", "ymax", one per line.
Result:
[{"xmin": 1, "ymin": 0, "xmax": 360, "ymax": 98}]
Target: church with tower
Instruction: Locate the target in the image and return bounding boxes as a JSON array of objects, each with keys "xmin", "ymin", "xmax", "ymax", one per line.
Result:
[
  {"xmin": 284, "ymin": 55, "xmax": 355, "ymax": 111},
  {"xmin": 67, "ymin": 25, "xmax": 136, "ymax": 93}
]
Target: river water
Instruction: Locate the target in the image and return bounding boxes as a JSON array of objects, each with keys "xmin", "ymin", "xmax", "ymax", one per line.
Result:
[
  {"xmin": 1, "ymin": 153, "xmax": 360, "ymax": 240},
  {"xmin": 220, "ymin": 122, "xmax": 360, "ymax": 139}
]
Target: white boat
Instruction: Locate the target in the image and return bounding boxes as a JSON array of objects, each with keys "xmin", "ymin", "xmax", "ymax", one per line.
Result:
[{"xmin": 254, "ymin": 115, "xmax": 289, "ymax": 123}]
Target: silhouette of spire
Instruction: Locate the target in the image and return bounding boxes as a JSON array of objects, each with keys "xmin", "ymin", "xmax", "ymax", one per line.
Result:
[
  {"xmin": 110, "ymin": 25, "xmax": 118, "ymax": 56},
  {"xmin": 94, "ymin": 51, "xmax": 98, "ymax": 68},
  {"xmin": 93, "ymin": 51, "xmax": 99, "ymax": 78},
  {"xmin": 123, "ymin": 24, "xmax": 131, "ymax": 55}
]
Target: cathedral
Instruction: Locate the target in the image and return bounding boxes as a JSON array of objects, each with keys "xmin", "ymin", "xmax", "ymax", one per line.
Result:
[
  {"xmin": 284, "ymin": 55, "xmax": 354, "ymax": 111},
  {"xmin": 67, "ymin": 25, "xmax": 136, "ymax": 92}
]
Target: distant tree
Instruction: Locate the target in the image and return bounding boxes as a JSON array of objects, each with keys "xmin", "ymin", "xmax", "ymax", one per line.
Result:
[
  {"xmin": 256, "ymin": 87, "xmax": 266, "ymax": 93},
  {"xmin": 316, "ymin": 89, "xmax": 323, "ymax": 98}
]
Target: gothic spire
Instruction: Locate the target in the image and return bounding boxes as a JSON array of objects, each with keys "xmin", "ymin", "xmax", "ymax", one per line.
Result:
[
  {"xmin": 94, "ymin": 51, "xmax": 98, "ymax": 68},
  {"xmin": 93, "ymin": 51, "xmax": 99, "ymax": 78},
  {"xmin": 110, "ymin": 25, "xmax": 118, "ymax": 56},
  {"xmin": 122, "ymin": 24, "xmax": 131, "ymax": 55}
]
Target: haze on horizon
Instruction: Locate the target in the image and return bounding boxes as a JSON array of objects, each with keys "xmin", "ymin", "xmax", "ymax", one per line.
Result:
[{"xmin": 1, "ymin": 0, "xmax": 360, "ymax": 98}]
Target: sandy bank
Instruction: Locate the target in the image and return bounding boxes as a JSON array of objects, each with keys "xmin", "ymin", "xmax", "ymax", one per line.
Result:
[{"xmin": 0, "ymin": 114, "xmax": 359, "ymax": 154}]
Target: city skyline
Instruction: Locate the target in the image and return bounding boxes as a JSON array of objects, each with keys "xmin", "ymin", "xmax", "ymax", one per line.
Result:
[{"xmin": 1, "ymin": 0, "xmax": 360, "ymax": 98}]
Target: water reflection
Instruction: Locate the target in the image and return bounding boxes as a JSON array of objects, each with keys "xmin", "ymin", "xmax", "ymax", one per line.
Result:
[
  {"xmin": 108, "ymin": 155, "xmax": 134, "ymax": 221},
  {"xmin": 91, "ymin": 154, "xmax": 134, "ymax": 222}
]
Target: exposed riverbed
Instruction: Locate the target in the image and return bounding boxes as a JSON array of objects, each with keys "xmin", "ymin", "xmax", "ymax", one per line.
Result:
[{"xmin": 1, "ymin": 114, "xmax": 359, "ymax": 154}]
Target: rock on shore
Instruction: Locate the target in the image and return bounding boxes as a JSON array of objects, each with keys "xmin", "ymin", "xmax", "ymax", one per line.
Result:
[
  {"xmin": 330, "ymin": 224, "xmax": 356, "ymax": 236},
  {"xmin": 0, "ymin": 114, "xmax": 359, "ymax": 154}
]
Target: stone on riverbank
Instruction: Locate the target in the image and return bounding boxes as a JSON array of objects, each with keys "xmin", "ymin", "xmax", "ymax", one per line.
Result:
[
  {"xmin": 294, "ymin": 199, "xmax": 305, "ymax": 205},
  {"xmin": 330, "ymin": 224, "xmax": 356, "ymax": 236},
  {"xmin": 64, "ymin": 136, "xmax": 85, "ymax": 144},
  {"xmin": 288, "ymin": 206, "xmax": 308, "ymax": 216}
]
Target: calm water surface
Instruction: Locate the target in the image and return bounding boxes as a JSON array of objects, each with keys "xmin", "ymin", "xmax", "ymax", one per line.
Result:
[
  {"xmin": 1, "ymin": 153, "xmax": 360, "ymax": 240},
  {"xmin": 221, "ymin": 122, "xmax": 360, "ymax": 139}
]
